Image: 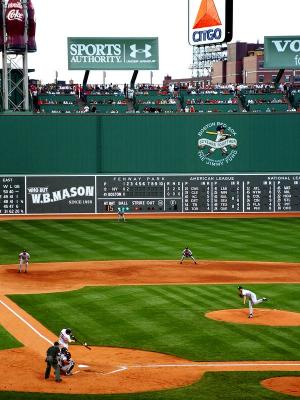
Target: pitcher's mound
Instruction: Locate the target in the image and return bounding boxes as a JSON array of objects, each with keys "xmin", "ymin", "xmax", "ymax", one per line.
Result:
[
  {"xmin": 262, "ymin": 376, "xmax": 300, "ymax": 397},
  {"xmin": 206, "ymin": 309, "xmax": 300, "ymax": 326}
]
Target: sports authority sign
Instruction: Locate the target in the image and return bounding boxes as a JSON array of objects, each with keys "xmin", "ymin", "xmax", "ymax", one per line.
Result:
[
  {"xmin": 264, "ymin": 36, "xmax": 300, "ymax": 69},
  {"xmin": 188, "ymin": 0, "xmax": 233, "ymax": 45},
  {"xmin": 67, "ymin": 37, "xmax": 159, "ymax": 70}
]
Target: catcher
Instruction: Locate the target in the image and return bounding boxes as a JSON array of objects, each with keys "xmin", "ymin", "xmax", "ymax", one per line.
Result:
[
  {"xmin": 59, "ymin": 347, "xmax": 75, "ymax": 376},
  {"xmin": 180, "ymin": 247, "xmax": 197, "ymax": 264}
]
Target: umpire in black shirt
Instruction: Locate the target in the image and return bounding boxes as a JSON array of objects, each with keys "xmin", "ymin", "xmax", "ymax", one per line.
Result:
[{"xmin": 45, "ymin": 341, "xmax": 61, "ymax": 382}]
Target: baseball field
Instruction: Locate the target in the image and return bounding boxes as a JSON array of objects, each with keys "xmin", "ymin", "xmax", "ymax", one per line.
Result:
[{"xmin": 1, "ymin": 214, "xmax": 300, "ymax": 399}]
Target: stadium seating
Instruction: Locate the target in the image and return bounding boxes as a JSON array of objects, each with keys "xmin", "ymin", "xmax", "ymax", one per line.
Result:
[
  {"xmin": 86, "ymin": 94, "xmax": 129, "ymax": 113},
  {"xmin": 134, "ymin": 89, "xmax": 177, "ymax": 113},
  {"xmin": 181, "ymin": 91, "xmax": 239, "ymax": 113},
  {"xmin": 240, "ymin": 91, "xmax": 289, "ymax": 112},
  {"xmin": 38, "ymin": 93, "xmax": 81, "ymax": 113}
]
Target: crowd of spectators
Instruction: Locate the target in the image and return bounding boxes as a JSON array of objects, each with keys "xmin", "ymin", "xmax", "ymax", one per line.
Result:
[{"xmin": 29, "ymin": 81, "xmax": 300, "ymax": 114}]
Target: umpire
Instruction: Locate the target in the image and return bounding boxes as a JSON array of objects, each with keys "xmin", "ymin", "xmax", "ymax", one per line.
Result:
[{"xmin": 45, "ymin": 341, "xmax": 62, "ymax": 382}]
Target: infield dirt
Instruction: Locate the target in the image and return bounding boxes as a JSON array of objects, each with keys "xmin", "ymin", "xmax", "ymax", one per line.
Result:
[{"xmin": 1, "ymin": 260, "xmax": 300, "ymax": 395}]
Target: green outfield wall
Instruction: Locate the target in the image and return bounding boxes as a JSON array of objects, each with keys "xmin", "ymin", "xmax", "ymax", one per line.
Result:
[{"xmin": 0, "ymin": 113, "xmax": 299, "ymax": 174}]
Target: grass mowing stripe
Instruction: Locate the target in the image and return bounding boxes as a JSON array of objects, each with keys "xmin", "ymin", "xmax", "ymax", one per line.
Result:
[
  {"xmin": 10, "ymin": 284, "xmax": 300, "ymax": 362},
  {"xmin": 1, "ymin": 218, "xmax": 300, "ymax": 263}
]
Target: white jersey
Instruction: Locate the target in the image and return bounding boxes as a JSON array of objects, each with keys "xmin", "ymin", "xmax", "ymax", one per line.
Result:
[
  {"xmin": 59, "ymin": 329, "xmax": 72, "ymax": 349},
  {"xmin": 241, "ymin": 289, "xmax": 255, "ymax": 301},
  {"xmin": 19, "ymin": 252, "xmax": 30, "ymax": 262}
]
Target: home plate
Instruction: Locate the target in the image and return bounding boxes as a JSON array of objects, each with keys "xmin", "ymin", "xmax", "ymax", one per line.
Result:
[{"xmin": 78, "ymin": 364, "xmax": 90, "ymax": 368}]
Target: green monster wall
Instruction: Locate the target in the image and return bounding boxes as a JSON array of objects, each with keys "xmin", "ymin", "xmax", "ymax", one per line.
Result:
[{"xmin": 0, "ymin": 113, "xmax": 299, "ymax": 174}]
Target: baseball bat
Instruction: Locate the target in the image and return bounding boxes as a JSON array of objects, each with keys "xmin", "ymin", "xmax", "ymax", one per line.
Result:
[{"xmin": 72, "ymin": 336, "xmax": 92, "ymax": 350}]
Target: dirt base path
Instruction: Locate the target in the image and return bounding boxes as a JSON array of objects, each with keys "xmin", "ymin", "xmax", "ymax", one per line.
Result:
[{"xmin": 1, "ymin": 260, "xmax": 300, "ymax": 395}]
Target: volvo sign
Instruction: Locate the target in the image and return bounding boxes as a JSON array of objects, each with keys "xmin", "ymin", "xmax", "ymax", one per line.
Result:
[
  {"xmin": 188, "ymin": 0, "xmax": 233, "ymax": 46},
  {"xmin": 264, "ymin": 36, "xmax": 300, "ymax": 69}
]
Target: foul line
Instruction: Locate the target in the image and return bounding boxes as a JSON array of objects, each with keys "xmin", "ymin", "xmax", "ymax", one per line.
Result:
[
  {"xmin": 0, "ymin": 299, "xmax": 53, "ymax": 345},
  {"xmin": 102, "ymin": 362, "xmax": 300, "ymax": 375}
]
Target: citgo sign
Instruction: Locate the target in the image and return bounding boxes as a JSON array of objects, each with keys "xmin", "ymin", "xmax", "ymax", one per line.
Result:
[{"xmin": 188, "ymin": 0, "xmax": 232, "ymax": 46}]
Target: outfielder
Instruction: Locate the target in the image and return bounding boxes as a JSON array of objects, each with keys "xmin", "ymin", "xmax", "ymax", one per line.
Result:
[
  {"xmin": 238, "ymin": 286, "xmax": 268, "ymax": 318},
  {"xmin": 18, "ymin": 249, "xmax": 30, "ymax": 273},
  {"xmin": 58, "ymin": 328, "xmax": 75, "ymax": 350},
  {"xmin": 180, "ymin": 247, "xmax": 197, "ymax": 264}
]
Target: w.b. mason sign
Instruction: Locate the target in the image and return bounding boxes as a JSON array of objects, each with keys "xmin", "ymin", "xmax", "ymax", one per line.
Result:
[
  {"xmin": 67, "ymin": 37, "xmax": 159, "ymax": 70},
  {"xmin": 264, "ymin": 36, "xmax": 300, "ymax": 69}
]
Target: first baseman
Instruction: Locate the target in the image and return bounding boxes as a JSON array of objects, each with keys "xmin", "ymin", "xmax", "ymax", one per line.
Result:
[
  {"xmin": 18, "ymin": 249, "xmax": 30, "ymax": 273},
  {"xmin": 238, "ymin": 286, "xmax": 268, "ymax": 318}
]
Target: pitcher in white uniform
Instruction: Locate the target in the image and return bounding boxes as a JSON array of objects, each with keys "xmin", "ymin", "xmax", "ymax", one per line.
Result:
[{"xmin": 238, "ymin": 286, "xmax": 268, "ymax": 318}]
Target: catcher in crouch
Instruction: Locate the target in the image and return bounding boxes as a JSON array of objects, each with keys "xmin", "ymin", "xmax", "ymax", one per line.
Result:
[
  {"xmin": 180, "ymin": 247, "xmax": 197, "ymax": 264},
  {"xmin": 59, "ymin": 347, "xmax": 75, "ymax": 376}
]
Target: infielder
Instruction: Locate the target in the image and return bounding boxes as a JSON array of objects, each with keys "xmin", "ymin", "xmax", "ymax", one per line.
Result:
[
  {"xmin": 238, "ymin": 286, "xmax": 268, "ymax": 318},
  {"xmin": 58, "ymin": 328, "xmax": 75, "ymax": 350},
  {"xmin": 18, "ymin": 249, "xmax": 30, "ymax": 273},
  {"xmin": 180, "ymin": 247, "xmax": 197, "ymax": 264}
]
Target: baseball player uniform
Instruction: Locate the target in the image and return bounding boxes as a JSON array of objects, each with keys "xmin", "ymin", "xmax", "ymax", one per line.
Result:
[
  {"xmin": 180, "ymin": 247, "xmax": 197, "ymax": 264},
  {"xmin": 58, "ymin": 328, "xmax": 75, "ymax": 350},
  {"xmin": 18, "ymin": 250, "xmax": 30, "ymax": 273},
  {"xmin": 238, "ymin": 286, "xmax": 268, "ymax": 318}
]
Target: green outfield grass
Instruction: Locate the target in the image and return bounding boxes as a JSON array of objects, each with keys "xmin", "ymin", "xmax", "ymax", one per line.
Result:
[
  {"xmin": 0, "ymin": 218, "xmax": 300, "ymax": 264},
  {"xmin": 0, "ymin": 324, "xmax": 21, "ymax": 350},
  {"xmin": 9, "ymin": 284, "xmax": 300, "ymax": 361},
  {"xmin": 2, "ymin": 217, "xmax": 300, "ymax": 399}
]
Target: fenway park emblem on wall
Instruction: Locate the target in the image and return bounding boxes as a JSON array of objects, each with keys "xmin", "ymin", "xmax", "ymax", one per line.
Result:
[{"xmin": 197, "ymin": 122, "xmax": 238, "ymax": 166}]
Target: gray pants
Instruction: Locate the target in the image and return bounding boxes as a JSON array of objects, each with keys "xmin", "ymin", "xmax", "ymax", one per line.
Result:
[
  {"xmin": 45, "ymin": 356, "xmax": 61, "ymax": 381},
  {"xmin": 248, "ymin": 294, "xmax": 263, "ymax": 315}
]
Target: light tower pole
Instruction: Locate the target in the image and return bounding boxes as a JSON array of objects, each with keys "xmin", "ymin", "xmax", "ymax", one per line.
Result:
[{"xmin": 2, "ymin": 0, "xmax": 31, "ymax": 112}]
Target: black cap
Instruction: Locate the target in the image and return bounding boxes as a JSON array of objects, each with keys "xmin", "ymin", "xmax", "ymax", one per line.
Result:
[
  {"xmin": 54, "ymin": 341, "xmax": 59, "ymax": 346},
  {"xmin": 238, "ymin": 286, "xmax": 243, "ymax": 289}
]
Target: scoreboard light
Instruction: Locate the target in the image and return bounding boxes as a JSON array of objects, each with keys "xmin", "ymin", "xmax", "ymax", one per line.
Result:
[{"xmin": 188, "ymin": 0, "xmax": 233, "ymax": 46}]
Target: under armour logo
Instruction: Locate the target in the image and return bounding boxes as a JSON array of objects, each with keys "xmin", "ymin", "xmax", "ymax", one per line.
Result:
[{"xmin": 129, "ymin": 44, "xmax": 152, "ymax": 59}]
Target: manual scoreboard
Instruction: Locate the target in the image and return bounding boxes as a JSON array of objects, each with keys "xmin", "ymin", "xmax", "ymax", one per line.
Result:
[
  {"xmin": 0, "ymin": 174, "xmax": 299, "ymax": 214},
  {"xmin": 97, "ymin": 174, "xmax": 300, "ymax": 213}
]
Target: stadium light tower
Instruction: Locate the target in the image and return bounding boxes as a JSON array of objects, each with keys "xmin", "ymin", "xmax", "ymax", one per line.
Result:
[{"xmin": 1, "ymin": 0, "xmax": 36, "ymax": 112}]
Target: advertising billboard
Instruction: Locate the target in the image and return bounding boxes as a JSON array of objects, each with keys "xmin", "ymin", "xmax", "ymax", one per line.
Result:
[
  {"xmin": 188, "ymin": 0, "xmax": 233, "ymax": 46},
  {"xmin": 68, "ymin": 37, "xmax": 159, "ymax": 70},
  {"xmin": 264, "ymin": 36, "xmax": 300, "ymax": 69},
  {"xmin": 27, "ymin": 176, "xmax": 95, "ymax": 214}
]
